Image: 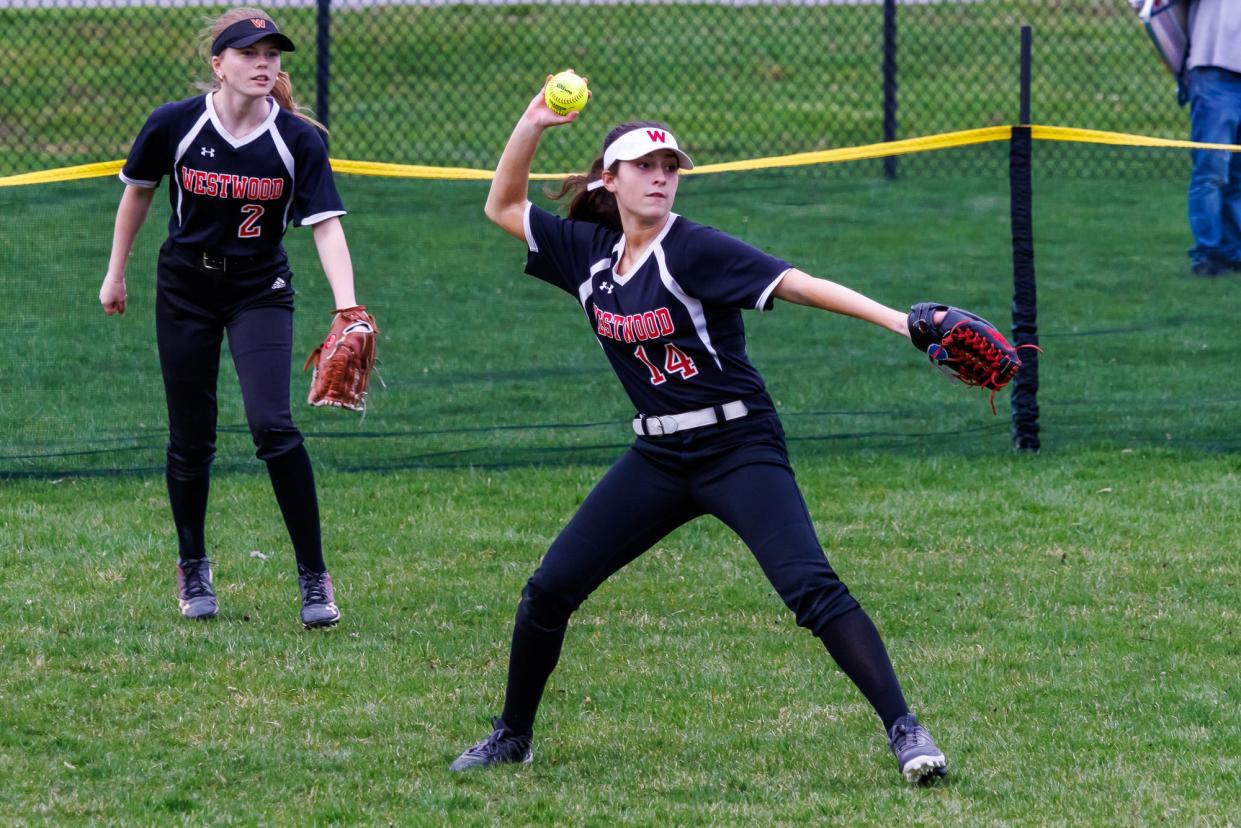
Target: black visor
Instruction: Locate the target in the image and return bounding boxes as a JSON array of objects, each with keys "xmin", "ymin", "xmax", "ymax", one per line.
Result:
[{"xmin": 211, "ymin": 18, "xmax": 296, "ymax": 56}]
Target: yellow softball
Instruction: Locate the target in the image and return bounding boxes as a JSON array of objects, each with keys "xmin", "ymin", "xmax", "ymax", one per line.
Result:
[{"xmin": 545, "ymin": 70, "xmax": 589, "ymax": 116}]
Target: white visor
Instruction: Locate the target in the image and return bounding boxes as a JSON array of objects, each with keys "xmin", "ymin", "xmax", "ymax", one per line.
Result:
[{"xmin": 603, "ymin": 127, "xmax": 694, "ymax": 172}]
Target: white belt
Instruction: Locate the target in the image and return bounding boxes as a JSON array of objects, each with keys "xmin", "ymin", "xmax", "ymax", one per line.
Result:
[{"xmin": 633, "ymin": 400, "xmax": 749, "ymax": 436}]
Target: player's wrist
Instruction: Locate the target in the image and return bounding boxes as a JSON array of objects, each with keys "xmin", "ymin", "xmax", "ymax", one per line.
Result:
[{"xmin": 515, "ymin": 117, "xmax": 546, "ymax": 136}]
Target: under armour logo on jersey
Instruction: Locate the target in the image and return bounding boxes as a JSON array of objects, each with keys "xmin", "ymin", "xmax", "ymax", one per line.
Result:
[
  {"xmin": 271, "ymin": 277, "xmax": 286, "ymax": 290},
  {"xmin": 599, "ymin": 281, "xmax": 615, "ymax": 294},
  {"xmin": 201, "ymin": 147, "xmax": 215, "ymax": 157}
]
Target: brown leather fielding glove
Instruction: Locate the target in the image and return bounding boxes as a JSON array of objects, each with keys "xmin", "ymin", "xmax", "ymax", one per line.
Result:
[{"xmin": 304, "ymin": 305, "xmax": 379, "ymax": 412}]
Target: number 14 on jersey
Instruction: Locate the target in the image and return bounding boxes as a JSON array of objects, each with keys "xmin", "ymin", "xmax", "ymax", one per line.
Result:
[{"xmin": 633, "ymin": 344, "xmax": 698, "ymax": 385}]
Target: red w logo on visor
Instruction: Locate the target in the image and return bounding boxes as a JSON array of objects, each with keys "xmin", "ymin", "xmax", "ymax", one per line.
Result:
[
  {"xmin": 251, "ymin": 18, "xmax": 267, "ymax": 28},
  {"xmin": 646, "ymin": 130, "xmax": 667, "ymax": 143}
]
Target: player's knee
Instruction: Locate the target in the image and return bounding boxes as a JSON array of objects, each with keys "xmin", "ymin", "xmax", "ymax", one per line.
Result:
[
  {"xmin": 252, "ymin": 425, "xmax": 303, "ymax": 461},
  {"xmin": 166, "ymin": 442, "xmax": 215, "ymax": 480},
  {"xmin": 517, "ymin": 576, "xmax": 581, "ymax": 633},
  {"xmin": 786, "ymin": 582, "xmax": 860, "ymax": 639},
  {"xmin": 762, "ymin": 555, "xmax": 859, "ymax": 636}
]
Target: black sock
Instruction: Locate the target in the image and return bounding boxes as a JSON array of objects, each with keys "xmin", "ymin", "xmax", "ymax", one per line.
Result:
[
  {"xmin": 166, "ymin": 469, "xmax": 209, "ymax": 561},
  {"xmin": 265, "ymin": 444, "xmax": 325, "ymax": 574},
  {"xmin": 817, "ymin": 607, "xmax": 910, "ymax": 733},
  {"xmin": 498, "ymin": 594, "xmax": 567, "ymax": 736}
]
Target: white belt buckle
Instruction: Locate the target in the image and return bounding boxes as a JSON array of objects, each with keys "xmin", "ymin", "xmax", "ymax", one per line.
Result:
[{"xmin": 643, "ymin": 415, "xmax": 679, "ymax": 436}]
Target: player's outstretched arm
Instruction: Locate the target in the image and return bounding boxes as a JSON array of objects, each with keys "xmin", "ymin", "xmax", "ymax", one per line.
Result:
[
  {"xmin": 772, "ymin": 268, "xmax": 911, "ymax": 335},
  {"xmin": 484, "ymin": 77, "xmax": 585, "ymax": 241},
  {"xmin": 311, "ymin": 216, "xmax": 358, "ymax": 309},
  {"xmin": 100, "ymin": 184, "xmax": 156, "ymax": 316}
]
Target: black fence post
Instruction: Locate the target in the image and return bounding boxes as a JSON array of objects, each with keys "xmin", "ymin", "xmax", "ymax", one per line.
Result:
[
  {"xmin": 316, "ymin": 0, "xmax": 332, "ymax": 142},
  {"xmin": 883, "ymin": 0, "xmax": 898, "ymax": 179},
  {"xmin": 1010, "ymin": 25, "xmax": 1040, "ymax": 452}
]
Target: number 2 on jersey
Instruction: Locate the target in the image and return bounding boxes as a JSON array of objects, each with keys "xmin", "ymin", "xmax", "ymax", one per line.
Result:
[
  {"xmin": 634, "ymin": 344, "xmax": 699, "ymax": 385},
  {"xmin": 238, "ymin": 203, "xmax": 264, "ymax": 238}
]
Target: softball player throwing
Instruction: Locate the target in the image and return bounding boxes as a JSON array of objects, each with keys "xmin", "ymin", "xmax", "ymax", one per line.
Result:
[
  {"xmin": 450, "ymin": 80, "xmax": 949, "ymax": 783},
  {"xmin": 99, "ymin": 8, "xmax": 360, "ymax": 629}
]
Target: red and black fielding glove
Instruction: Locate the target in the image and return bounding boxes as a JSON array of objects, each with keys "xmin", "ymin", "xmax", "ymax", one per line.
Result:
[
  {"xmin": 907, "ymin": 303, "xmax": 1031, "ymax": 414},
  {"xmin": 304, "ymin": 305, "xmax": 379, "ymax": 412}
]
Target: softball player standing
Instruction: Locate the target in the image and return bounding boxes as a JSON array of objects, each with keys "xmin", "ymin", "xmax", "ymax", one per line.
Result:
[
  {"xmin": 99, "ymin": 8, "xmax": 359, "ymax": 629},
  {"xmin": 450, "ymin": 81, "xmax": 949, "ymax": 783}
]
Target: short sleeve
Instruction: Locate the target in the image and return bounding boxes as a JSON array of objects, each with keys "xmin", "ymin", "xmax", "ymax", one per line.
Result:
[
  {"xmin": 119, "ymin": 106, "xmax": 172, "ymax": 188},
  {"xmin": 675, "ymin": 225, "xmax": 791, "ymax": 311},
  {"xmin": 292, "ymin": 126, "xmax": 346, "ymax": 226},
  {"xmin": 523, "ymin": 203, "xmax": 611, "ymax": 296}
]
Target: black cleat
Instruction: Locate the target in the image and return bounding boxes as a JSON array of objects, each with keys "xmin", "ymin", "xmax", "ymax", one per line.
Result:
[
  {"xmin": 888, "ymin": 713, "xmax": 948, "ymax": 783},
  {"xmin": 1191, "ymin": 260, "xmax": 1225, "ymax": 277},
  {"xmin": 298, "ymin": 567, "xmax": 341, "ymax": 629},
  {"xmin": 176, "ymin": 557, "xmax": 218, "ymax": 620},
  {"xmin": 450, "ymin": 718, "xmax": 534, "ymax": 772}
]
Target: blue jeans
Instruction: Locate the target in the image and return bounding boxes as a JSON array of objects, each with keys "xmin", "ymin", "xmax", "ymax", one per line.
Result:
[{"xmin": 1187, "ymin": 67, "xmax": 1241, "ymax": 266}]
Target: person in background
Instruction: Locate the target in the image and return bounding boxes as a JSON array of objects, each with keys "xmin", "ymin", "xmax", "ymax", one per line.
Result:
[{"xmin": 1185, "ymin": 0, "xmax": 1241, "ymax": 276}]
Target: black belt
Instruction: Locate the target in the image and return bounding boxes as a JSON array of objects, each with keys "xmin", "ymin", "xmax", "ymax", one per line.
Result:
[{"xmin": 169, "ymin": 241, "xmax": 275, "ymax": 273}]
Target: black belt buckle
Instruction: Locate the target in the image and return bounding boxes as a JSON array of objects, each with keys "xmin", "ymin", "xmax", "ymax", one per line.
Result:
[{"xmin": 201, "ymin": 252, "xmax": 226, "ymax": 272}]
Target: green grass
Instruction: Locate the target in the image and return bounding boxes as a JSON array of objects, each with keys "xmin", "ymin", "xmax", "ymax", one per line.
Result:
[
  {"xmin": 3, "ymin": 135, "xmax": 1241, "ymax": 820},
  {"xmin": 3, "ymin": 451, "xmax": 1239, "ymax": 823}
]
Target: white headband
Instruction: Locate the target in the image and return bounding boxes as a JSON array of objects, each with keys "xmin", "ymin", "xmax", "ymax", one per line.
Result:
[{"xmin": 585, "ymin": 127, "xmax": 695, "ymax": 191}]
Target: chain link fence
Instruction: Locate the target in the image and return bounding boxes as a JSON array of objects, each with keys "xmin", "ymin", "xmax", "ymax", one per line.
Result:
[{"xmin": 1, "ymin": 0, "xmax": 1188, "ymax": 176}]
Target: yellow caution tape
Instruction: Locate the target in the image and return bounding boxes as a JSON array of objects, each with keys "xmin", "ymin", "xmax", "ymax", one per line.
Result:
[
  {"xmin": 1, "ymin": 159, "xmax": 124, "ymax": 186},
  {"xmin": 1030, "ymin": 124, "xmax": 1241, "ymax": 152},
  {"xmin": 4, "ymin": 126, "xmax": 1241, "ymax": 188}
]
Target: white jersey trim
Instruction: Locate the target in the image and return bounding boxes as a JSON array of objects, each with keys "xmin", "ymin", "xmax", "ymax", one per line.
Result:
[
  {"xmin": 300, "ymin": 210, "xmax": 347, "ymax": 227},
  {"xmin": 205, "ymin": 94, "xmax": 281, "ymax": 149},
  {"xmin": 119, "ymin": 173, "xmax": 158, "ymax": 188},
  {"xmin": 266, "ymin": 122, "xmax": 297, "ymax": 231},
  {"xmin": 523, "ymin": 201, "xmax": 538, "ymax": 253},
  {"xmin": 756, "ymin": 268, "xmax": 790, "ymax": 312},
  {"xmin": 652, "ymin": 243, "xmax": 723, "ymax": 370},
  {"xmin": 612, "ymin": 213, "xmax": 677, "ymax": 287},
  {"xmin": 171, "ymin": 108, "xmax": 213, "ymax": 227}
]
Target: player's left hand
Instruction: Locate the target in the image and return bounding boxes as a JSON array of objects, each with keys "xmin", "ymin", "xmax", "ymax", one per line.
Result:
[
  {"xmin": 907, "ymin": 302, "xmax": 1036, "ymax": 413},
  {"xmin": 304, "ymin": 305, "xmax": 379, "ymax": 412}
]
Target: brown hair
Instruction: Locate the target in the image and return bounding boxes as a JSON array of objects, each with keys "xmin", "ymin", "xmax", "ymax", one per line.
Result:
[
  {"xmin": 199, "ymin": 7, "xmax": 326, "ymax": 133},
  {"xmin": 549, "ymin": 120, "xmax": 674, "ymax": 231}
]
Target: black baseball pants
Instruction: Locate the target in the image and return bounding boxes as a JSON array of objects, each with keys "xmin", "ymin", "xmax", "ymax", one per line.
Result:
[
  {"xmin": 499, "ymin": 414, "xmax": 909, "ymax": 736},
  {"xmin": 154, "ymin": 241, "xmax": 324, "ymax": 573}
]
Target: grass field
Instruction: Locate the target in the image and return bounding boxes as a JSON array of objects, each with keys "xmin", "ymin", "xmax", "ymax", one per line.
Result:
[
  {"xmin": 3, "ymin": 450, "xmax": 1239, "ymax": 823},
  {"xmin": 3, "ymin": 134, "xmax": 1241, "ymax": 823}
]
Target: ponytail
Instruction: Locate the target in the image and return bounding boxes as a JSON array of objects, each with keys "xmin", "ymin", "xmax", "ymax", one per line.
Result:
[
  {"xmin": 548, "ymin": 155, "xmax": 621, "ymax": 231},
  {"xmin": 270, "ymin": 69, "xmax": 327, "ymax": 134}
]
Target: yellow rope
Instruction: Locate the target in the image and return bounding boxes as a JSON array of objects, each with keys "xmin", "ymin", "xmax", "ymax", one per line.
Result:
[
  {"xmin": 1, "ymin": 159, "xmax": 124, "ymax": 186},
  {"xmin": 4, "ymin": 126, "xmax": 1240, "ymax": 188}
]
